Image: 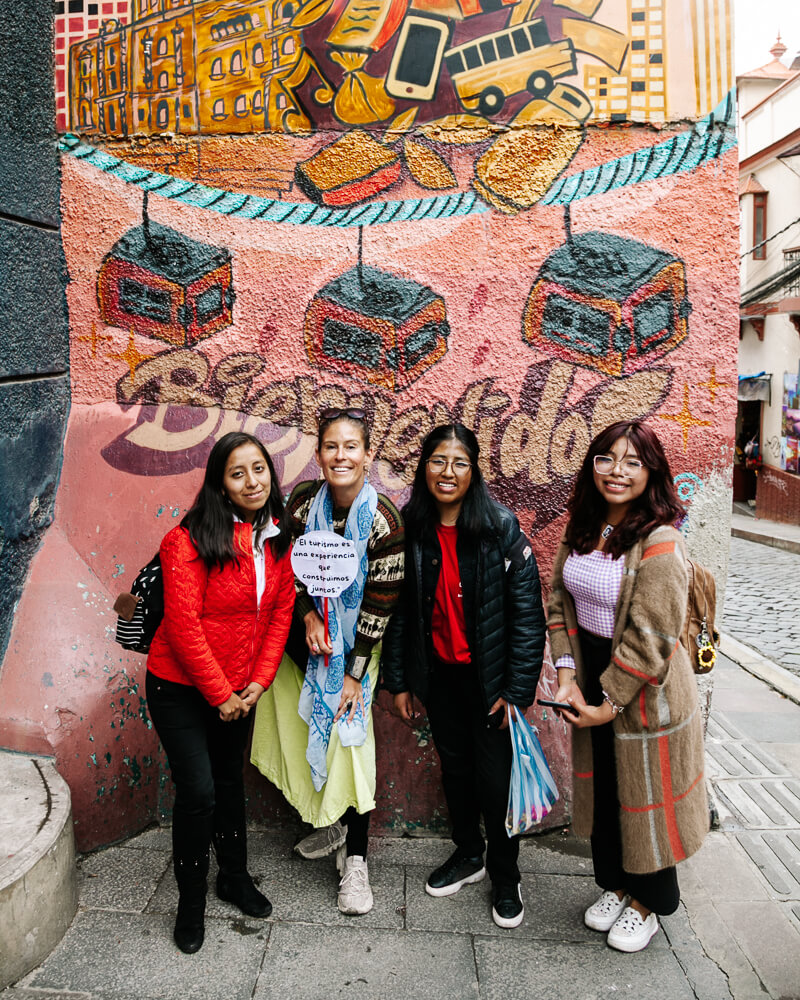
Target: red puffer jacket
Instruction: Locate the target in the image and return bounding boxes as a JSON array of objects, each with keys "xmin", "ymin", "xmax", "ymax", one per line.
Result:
[{"xmin": 147, "ymin": 522, "xmax": 295, "ymax": 707}]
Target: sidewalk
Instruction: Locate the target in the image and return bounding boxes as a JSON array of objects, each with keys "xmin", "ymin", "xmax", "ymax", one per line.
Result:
[{"xmin": 3, "ymin": 646, "xmax": 799, "ymax": 1000}]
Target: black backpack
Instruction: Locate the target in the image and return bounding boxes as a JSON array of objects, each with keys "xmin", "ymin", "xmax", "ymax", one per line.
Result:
[{"xmin": 113, "ymin": 553, "xmax": 164, "ymax": 654}]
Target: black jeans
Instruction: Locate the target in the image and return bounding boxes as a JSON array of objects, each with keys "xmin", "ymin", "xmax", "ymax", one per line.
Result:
[
  {"xmin": 426, "ymin": 659, "xmax": 519, "ymax": 887},
  {"xmin": 579, "ymin": 629, "xmax": 680, "ymax": 916},
  {"xmin": 146, "ymin": 672, "xmax": 253, "ymax": 892}
]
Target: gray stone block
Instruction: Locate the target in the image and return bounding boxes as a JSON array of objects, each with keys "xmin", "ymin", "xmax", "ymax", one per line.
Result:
[
  {"xmin": 77, "ymin": 846, "xmax": 170, "ymax": 913},
  {"xmin": 254, "ymin": 923, "xmax": 479, "ymax": 1000},
  {"xmin": 26, "ymin": 910, "xmax": 269, "ymax": 1000},
  {"xmin": 0, "ymin": 0, "xmax": 60, "ymax": 225},
  {"xmin": 0, "ymin": 217, "xmax": 69, "ymax": 378},
  {"xmin": 474, "ymin": 937, "xmax": 695, "ymax": 1000}
]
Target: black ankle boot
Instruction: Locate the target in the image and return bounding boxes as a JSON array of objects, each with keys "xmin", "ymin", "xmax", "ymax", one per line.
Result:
[
  {"xmin": 174, "ymin": 894, "xmax": 206, "ymax": 954},
  {"xmin": 216, "ymin": 871, "xmax": 272, "ymax": 918}
]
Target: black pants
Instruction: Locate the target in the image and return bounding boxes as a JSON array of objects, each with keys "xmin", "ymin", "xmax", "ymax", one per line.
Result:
[
  {"xmin": 146, "ymin": 672, "xmax": 252, "ymax": 894},
  {"xmin": 579, "ymin": 629, "xmax": 680, "ymax": 916},
  {"xmin": 342, "ymin": 806, "xmax": 370, "ymax": 858},
  {"xmin": 426, "ymin": 660, "xmax": 519, "ymax": 887}
]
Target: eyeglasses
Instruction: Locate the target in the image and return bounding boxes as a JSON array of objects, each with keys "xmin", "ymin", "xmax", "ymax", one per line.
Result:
[
  {"xmin": 426, "ymin": 457, "xmax": 472, "ymax": 475},
  {"xmin": 318, "ymin": 407, "xmax": 366, "ymax": 424},
  {"xmin": 593, "ymin": 455, "xmax": 645, "ymax": 477}
]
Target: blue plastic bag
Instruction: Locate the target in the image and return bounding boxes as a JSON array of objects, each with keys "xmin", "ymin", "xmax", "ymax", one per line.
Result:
[{"xmin": 505, "ymin": 704, "xmax": 559, "ymax": 836}]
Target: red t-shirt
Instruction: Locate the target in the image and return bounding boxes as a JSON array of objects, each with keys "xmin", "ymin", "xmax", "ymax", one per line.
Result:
[{"xmin": 432, "ymin": 524, "xmax": 471, "ymax": 664}]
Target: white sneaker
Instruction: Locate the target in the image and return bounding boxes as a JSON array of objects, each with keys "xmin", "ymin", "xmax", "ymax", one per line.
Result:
[
  {"xmin": 294, "ymin": 821, "xmax": 347, "ymax": 859},
  {"xmin": 337, "ymin": 855, "xmax": 374, "ymax": 915},
  {"xmin": 584, "ymin": 890, "xmax": 630, "ymax": 932},
  {"xmin": 607, "ymin": 906, "xmax": 659, "ymax": 952}
]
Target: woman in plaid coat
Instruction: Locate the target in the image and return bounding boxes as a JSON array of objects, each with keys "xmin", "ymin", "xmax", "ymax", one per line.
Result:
[{"xmin": 547, "ymin": 420, "xmax": 707, "ymax": 953}]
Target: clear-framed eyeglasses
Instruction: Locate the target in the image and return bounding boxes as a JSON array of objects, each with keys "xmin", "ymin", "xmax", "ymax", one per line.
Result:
[
  {"xmin": 426, "ymin": 457, "xmax": 472, "ymax": 475},
  {"xmin": 593, "ymin": 454, "xmax": 645, "ymax": 477}
]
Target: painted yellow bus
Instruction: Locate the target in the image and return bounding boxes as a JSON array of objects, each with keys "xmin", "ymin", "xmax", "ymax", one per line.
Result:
[{"xmin": 444, "ymin": 18, "xmax": 576, "ymax": 117}]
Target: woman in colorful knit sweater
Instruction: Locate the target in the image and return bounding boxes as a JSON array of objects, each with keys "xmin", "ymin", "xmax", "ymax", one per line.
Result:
[
  {"xmin": 547, "ymin": 420, "xmax": 707, "ymax": 953},
  {"xmin": 251, "ymin": 408, "xmax": 404, "ymax": 915}
]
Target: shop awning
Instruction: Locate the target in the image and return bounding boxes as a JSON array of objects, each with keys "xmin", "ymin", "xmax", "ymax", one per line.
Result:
[{"xmin": 738, "ymin": 372, "xmax": 772, "ymax": 402}]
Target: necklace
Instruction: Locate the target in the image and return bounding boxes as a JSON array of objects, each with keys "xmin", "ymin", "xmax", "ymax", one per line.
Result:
[{"xmin": 601, "ymin": 523, "xmax": 614, "ymax": 539}]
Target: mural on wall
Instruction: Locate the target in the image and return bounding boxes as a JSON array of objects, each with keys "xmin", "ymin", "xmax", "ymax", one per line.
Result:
[{"xmin": 0, "ymin": 0, "xmax": 738, "ymax": 850}]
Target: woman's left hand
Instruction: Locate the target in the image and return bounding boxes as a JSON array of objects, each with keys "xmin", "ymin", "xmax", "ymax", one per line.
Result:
[
  {"xmin": 334, "ymin": 673, "xmax": 364, "ymax": 724},
  {"xmin": 488, "ymin": 697, "xmax": 510, "ymax": 730},
  {"xmin": 240, "ymin": 682, "xmax": 265, "ymax": 710}
]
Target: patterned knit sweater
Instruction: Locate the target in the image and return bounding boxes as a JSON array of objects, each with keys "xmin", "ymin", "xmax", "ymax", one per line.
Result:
[{"xmin": 287, "ymin": 481, "xmax": 405, "ymax": 667}]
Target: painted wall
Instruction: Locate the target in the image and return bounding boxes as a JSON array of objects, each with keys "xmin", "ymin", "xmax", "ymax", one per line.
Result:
[{"xmin": 0, "ymin": 0, "xmax": 738, "ymax": 851}]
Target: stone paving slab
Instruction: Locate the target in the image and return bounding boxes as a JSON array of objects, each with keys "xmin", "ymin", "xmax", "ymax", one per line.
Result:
[
  {"xmin": 715, "ymin": 900, "xmax": 800, "ymax": 1000},
  {"xmin": 254, "ymin": 924, "xmax": 479, "ymax": 1000},
  {"xmin": 77, "ymin": 846, "xmax": 169, "ymax": 912},
  {"xmin": 473, "ymin": 936, "xmax": 695, "ymax": 1000},
  {"xmin": 22, "ymin": 910, "xmax": 269, "ymax": 1000}
]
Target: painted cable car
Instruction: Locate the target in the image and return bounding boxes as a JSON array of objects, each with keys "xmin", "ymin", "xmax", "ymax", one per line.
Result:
[
  {"xmin": 522, "ymin": 232, "xmax": 691, "ymax": 378},
  {"xmin": 305, "ymin": 265, "xmax": 449, "ymax": 392},
  {"xmin": 98, "ymin": 218, "xmax": 235, "ymax": 346}
]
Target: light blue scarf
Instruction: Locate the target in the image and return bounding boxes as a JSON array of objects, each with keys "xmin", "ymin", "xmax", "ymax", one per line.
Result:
[{"xmin": 297, "ymin": 480, "xmax": 378, "ymax": 791}]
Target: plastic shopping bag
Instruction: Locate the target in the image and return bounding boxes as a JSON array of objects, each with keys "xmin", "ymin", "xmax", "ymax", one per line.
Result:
[{"xmin": 505, "ymin": 704, "xmax": 559, "ymax": 836}]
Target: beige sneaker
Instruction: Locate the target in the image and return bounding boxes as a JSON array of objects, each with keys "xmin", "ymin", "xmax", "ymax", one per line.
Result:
[
  {"xmin": 337, "ymin": 855, "xmax": 374, "ymax": 915},
  {"xmin": 294, "ymin": 821, "xmax": 347, "ymax": 859}
]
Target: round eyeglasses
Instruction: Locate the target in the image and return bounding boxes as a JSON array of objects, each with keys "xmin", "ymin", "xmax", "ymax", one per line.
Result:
[{"xmin": 593, "ymin": 455, "xmax": 645, "ymax": 477}]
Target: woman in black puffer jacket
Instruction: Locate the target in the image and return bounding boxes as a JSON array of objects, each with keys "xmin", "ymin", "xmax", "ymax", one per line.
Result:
[{"xmin": 382, "ymin": 423, "xmax": 546, "ymax": 929}]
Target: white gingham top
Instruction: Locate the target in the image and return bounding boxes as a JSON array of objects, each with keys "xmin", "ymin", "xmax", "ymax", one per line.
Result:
[{"xmin": 554, "ymin": 549, "xmax": 624, "ymax": 672}]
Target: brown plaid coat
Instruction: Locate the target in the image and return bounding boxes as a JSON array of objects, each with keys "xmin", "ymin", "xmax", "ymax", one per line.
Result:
[{"xmin": 547, "ymin": 525, "xmax": 708, "ymax": 874}]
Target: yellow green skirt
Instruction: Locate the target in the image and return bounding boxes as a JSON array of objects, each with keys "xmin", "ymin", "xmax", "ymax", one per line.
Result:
[{"xmin": 250, "ymin": 649, "xmax": 379, "ymax": 828}]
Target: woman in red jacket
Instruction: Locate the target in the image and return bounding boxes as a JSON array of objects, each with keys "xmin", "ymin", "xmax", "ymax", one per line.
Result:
[{"xmin": 146, "ymin": 431, "xmax": 295, "ymax": 954}]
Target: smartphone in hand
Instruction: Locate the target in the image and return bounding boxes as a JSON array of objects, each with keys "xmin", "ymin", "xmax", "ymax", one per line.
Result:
[{"xmin": 537, "ymin": 698, "xmax": 578, "ymax": 715}]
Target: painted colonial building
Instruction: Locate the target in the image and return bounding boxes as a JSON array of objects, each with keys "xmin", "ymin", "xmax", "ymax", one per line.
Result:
[{"xmin": 737, "ymin": 36, "xmax": 800, "ymax": 522}]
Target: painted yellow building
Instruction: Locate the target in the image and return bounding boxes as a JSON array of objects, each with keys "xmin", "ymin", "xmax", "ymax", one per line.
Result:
[{"xmin": 69, "ymin": 0, "xmax": 301, "ymax": 136}]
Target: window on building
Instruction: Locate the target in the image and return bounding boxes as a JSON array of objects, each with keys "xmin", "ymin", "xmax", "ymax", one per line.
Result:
[
  {"xmin": 231, "ymin": 50, "xmax": 244, "ymax": 73},
  {"xmin": 252, "ymin": 43, "xmax": 264, "ymax": 65},
  {"xmin": 210, "ymin": 58, "xmax": 224, "ymax": 78},
  {"xmin": 156, "ymin": 99, "xmax": 169, "ymax": 128},
  {"xmin": 119, "ymin": 278, "xmax": 172, "ymax": 323},
  {"xmin": 282, "ymin": 36, "xmax": 295, "ymax": 55},
  {"xmin": 109, "ymin": 70, "xmax": 117, "ymax": 90},
  {"xmin": 785, "ymin": 249, "xmax": 800, "ymax": 297},
  {"xmin": 183, "ymin": 103, "xmax": 192, "ymax": 118},
  {"xmin": 158, "ymin": 70, "xmax": 169, "ymax": 89},
  {"xmin": 107, "ymin": 47, "xmax": 116, "ymax": 65},
  {"xmin": 156, "ymin": 37, "xmax": 168, "ymax": 56},
  {"xmin": 107, "ymin": 104, "xmax": 116, "ymax": 131},
  {"xmin": 138, "ymin": 108, "xmax": 146, "ymax": 121},
  {"xmin": 753, "ymin": 193, "xmax": 768, "ymax": 260},
  {"xmin": 194, "ymin": 285, "xmax": 224, "ymax": 325},
  {"xmin": 212, "ymin": 98, "xmax": 227, "ymax": 119},
  {"xmin": 252, "ymin": 89, "xmax": 263, "ymax": 112},
  {"xmin": 234, "ymin": 94, "xmax": 247, "ymax": 116}
]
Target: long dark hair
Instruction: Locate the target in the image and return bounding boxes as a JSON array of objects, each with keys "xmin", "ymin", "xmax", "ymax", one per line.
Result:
[
  {"xmin": 564, "ymin": 420, "xmax": 683, "ymax": 558},
  {"xmin": 181, "ymin": 432, "xmax": 290, "ymax": 568},
  {"xmin": 403, "ymin": 424, "xmax": 500, "ymax": 541}
]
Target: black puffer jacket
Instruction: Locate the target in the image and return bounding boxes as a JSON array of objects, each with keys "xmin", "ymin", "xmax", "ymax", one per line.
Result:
[{"xmin": 381, "ymin": 502, "xmax": 546, "ymax": 710}]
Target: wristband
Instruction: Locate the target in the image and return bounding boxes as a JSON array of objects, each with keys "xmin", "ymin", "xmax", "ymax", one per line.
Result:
[
  {"xmin": 602, "ymin": 689, "xmax": 624, "ymax": 715},
  {"xmin": 346, "ymin": 651, "xmax": 370, "ymax": 681}
]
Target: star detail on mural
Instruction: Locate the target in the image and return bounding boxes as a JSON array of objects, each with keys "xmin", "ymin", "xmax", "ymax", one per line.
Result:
[
  {"xmin": 109, "ymin": 329, "xmax": 154, "ymax": 383},
  {"xmin": 697, "ymin": 366, "xmax": 730, "ymax": 405},
  {"xmin": 78, "ymin": 321, "xmax": 113, "ymax": 358},
  {"xmin": 658, "ymin": 384, "xmax": 712, "ymax": 452}
]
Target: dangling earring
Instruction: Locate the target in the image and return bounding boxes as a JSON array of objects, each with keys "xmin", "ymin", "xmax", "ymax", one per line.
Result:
[{"xmin": 364, "ymin": 465, "xmax": 370, "ymax": 483}]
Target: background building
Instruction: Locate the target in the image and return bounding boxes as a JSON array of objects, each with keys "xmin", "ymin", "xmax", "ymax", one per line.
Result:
[{"xmin": 737, "ymin": 35, "xmax": 800, "ymax": 523}]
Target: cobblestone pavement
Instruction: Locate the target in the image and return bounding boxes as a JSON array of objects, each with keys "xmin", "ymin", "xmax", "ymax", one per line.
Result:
[{"xmin": 723, "ymin": 536, "xmax": 800, "ymax": 678}]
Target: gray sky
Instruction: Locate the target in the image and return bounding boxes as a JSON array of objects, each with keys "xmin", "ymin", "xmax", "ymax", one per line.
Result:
[{"xmin": 735, "ymin": 0, "xmax": 800, "ymax": 74}]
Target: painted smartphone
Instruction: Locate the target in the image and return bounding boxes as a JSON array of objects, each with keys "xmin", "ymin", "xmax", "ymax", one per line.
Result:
[{"xmin": 386, "ymin": 15, "xmax": 451, "ymax": 102}]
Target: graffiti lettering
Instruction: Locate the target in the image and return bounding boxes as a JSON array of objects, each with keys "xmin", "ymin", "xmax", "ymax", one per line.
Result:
[{"xmin": 106, "ymin": 349, "xmax": 671, "ymax": 528}]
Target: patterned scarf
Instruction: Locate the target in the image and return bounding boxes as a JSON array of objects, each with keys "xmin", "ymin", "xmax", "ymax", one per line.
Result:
[{"xmin": 297, "ymin": 480, "xmax": 378, "ymax": 791}]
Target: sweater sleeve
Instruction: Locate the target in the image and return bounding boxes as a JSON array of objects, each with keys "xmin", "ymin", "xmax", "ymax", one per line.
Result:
[
  {"xmin": 250, "ymin": 547, "xmax": 296, "ymax": 691},
  {"xmin": 599, "ymin": 528, "xmax": 688, "ymax": 708},
  {"xmin": 348, "ymin": 495, "xmax": 405, "ymax": 675},
  {"xmin": 158, "ymin": 527, "xmax": 233, "ymax": 708}
]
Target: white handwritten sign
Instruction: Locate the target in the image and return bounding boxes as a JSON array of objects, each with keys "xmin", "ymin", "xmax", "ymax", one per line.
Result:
[{"xmin": 291, "ymin": 531, "xmax": 359, "ymax": 597}]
